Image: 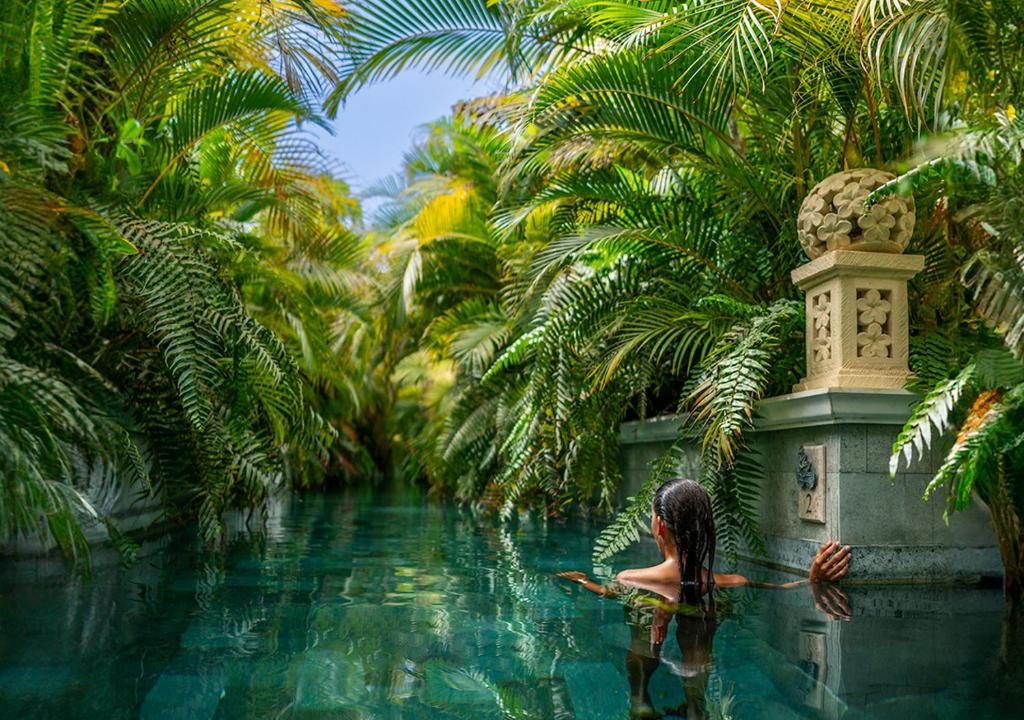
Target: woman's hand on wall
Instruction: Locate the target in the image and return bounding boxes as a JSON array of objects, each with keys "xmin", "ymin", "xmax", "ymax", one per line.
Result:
[{"xmin": 809, "ymin": 540, "xmax": 851, "ymax": 582}]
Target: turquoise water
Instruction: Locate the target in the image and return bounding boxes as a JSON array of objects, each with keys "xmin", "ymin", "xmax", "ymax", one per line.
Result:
[{"xmin": 0, "ymin": 489, "xmax": 1021, "ymax": 719}]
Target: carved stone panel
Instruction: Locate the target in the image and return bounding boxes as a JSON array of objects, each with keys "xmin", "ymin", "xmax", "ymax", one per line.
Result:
[
  {"xmin": 856, "ymin": 288, "xmax": 893, "ymax": 359},
  {"xmin": 811, "ymin": 290, "xmax": 833, "ymax": 368},
  {"xmin": 792, "ymin": 251, "xmax": 924, "ymax": 391}
]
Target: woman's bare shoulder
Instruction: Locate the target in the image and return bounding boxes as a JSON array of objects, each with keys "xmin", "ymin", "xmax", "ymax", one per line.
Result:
[
  {"xmin": 615, "ymin": 565, "xmax": 666, "ymax": 583},
  {"xmin": 614, "ymin": 564, "xmax": 680, "ymax": 602}
]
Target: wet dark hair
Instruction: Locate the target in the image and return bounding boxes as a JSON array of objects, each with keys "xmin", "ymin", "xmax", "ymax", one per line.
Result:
[{"xmin": 652, "ymin": 478, "xmax": 716, "ymax": 606}]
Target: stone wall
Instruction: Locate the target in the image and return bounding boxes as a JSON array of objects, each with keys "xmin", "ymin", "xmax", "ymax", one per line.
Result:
[
  {"xmin": 742, "ymin": 567, "xmax": 1008, "ymax": 719},
  {"xmin": 617, "ymin": 415, "xmax": 688, "ymax": 501},
  {"xmin": 0, "ymin": 450, "xmax": 170, "ymax": 571},
  {"xmin": 617, "ymin": 388, "xmax": 1003, "ymax": 583}
]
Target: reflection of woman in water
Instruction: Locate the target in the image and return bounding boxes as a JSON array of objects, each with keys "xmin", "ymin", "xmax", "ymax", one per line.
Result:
[
  {"xmin": 622, "ymin": 601, "xmax": 719, "ymax": 718},
  {"xmin": 558, "ymin": 478, "xmax": 851, "ymax": 718}
]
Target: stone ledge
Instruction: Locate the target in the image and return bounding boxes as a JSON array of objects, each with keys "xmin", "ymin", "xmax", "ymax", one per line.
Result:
[
  {"xmin": 745, "ymin": 534, "xmax": 1003, "ymax": 583},
  {"xmin": 618, "ymin": 388, "xmax": 918, "ymax": 445},
  {"xmin": 618, "ymin": 415, "xmax": 685, "ymax": 444},
  {"xmin": 1, "ymin": 526, "xmax": 178, "ymax": 577},
  {"xmin": 753, "ymin": 388, "xmax": 917, "ymax": 431},
  {"xmin": 791, "ymin": 249, "xmax": 925, "ymax": 288},
  {"xmin": 1, "ymin": 493, "xmax": 167, "ymax": 556}
]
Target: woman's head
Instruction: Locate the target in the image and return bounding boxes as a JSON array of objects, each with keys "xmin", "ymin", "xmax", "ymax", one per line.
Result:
[{"xmin": 652, "ymin": 479, "xmax": 716, "ymax": 605}]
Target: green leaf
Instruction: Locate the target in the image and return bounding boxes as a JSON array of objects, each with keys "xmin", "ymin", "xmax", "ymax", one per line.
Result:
[
  {"xmin": 116, "ymin": 143, "xmax": 142, "ymax": 175},
  {"xmin": 118, "ymin": 117, "xmax": 144, "ymax": 143},
  {"xmin": 890, "ymin": 364, "xmax": 975, "ymax": 476}
]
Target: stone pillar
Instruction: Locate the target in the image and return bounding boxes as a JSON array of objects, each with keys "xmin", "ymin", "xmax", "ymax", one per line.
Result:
[
  {"xmin": 792, "ymin": 251, "xmax": 924, "ymax": 391},
  {"xmin": 792, "ymin": 168, "xmax": 924, "ymax": 392},
  {"xmin": 719, "ymin": 169, "xmax": 1002, "ymax": 585}
]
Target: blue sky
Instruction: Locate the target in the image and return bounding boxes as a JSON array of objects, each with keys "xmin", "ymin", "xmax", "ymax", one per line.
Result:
[{"xmin": 314, "ymin": 70, "xmax": 493, "ymax": 213}]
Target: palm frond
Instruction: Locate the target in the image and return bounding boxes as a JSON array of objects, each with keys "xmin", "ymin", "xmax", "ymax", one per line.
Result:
[
  {"xmin": 854, "ymin": 0, "xmax": 1012, "ymax": 121},
  {"xmin": 687, "ymin": 299, "xmax": 803, "ymax": 466},
  {"xmin": 964, "ymin": 247, "xmax": 1024, "ymax": 359},
  {"xmin": 326, "ymin": 0, "xmax": 591, "ymax": 111}
]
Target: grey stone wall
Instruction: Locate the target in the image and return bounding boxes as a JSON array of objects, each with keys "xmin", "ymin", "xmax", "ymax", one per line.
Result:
[
  {"xmin": 750, "ymin": 422, "xmax": 1000, "ymax": 582},
  {"xmin": 1, "ymin": 449, "xmax": 169, "ymax": 570},
  {"xmin": 616, "ymin": 389, "xmax": 1003, "ymax": 583},
  {"xmin": 617, "ymin": 415, "xmax": 688, "ymax": 500},
  {"xmin": 740, "ymin": 567, "xmax": 1008, "ymax": 719}
]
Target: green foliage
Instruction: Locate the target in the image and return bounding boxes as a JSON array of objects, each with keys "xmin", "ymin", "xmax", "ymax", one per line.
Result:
[
  {"xmin": 0, "ymin": 0, "xmax": 355, "ymax": 558},
  {"xmin": 891, "ymin": 364, "xmax": 976, "ymax": 476},
  {"xmin": 687, "ymin": 300, "xmax": 803, "ymax": 466},
  {"xmin": 337, "ymin": 0, "xmax": 1024, "ymax": 591},
  {"xmin": 875, "ymin": 61, "xmax": 1024, "ymax": 597},
  {"xmin": 854, "ymin": 0, "xmax": 1018, "ymax": 121},
  {"xmin": 8, "ymin": 0, "xmax": 1024, "ymax": 595},
  {"xmin": 591, "ymin": 440, "xmax": 765, "ymax": 564},
  {"xmin": 965, "ymin": 247, "xmax": 1024, "ymax": 360},
  {"xmin": 328, "ymin": 0, "xmax": 589, "ymax": 111},
  {"xmin": 591, "ymin": 440, "xmax": 694, "ymax": 563}
]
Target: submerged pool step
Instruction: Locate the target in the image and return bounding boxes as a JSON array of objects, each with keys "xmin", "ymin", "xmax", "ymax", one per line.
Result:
[
  {"xmin": 141, "ymin": 672, "xmax": 225, "ymax": 720},
  {"xmin": 561, "ymin": 660, "xmax": 630, "ymax": 720}
]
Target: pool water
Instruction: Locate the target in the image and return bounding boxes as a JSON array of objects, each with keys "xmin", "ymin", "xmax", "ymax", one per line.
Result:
[{"xmin": 1, "ymin": 489, "xmax": 1021, "ymax": 719}]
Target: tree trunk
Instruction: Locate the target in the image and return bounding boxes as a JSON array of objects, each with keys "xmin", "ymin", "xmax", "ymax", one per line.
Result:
[{"xmin": 989, "ymin": 462, "xmax": 1024, "ymax": 609}]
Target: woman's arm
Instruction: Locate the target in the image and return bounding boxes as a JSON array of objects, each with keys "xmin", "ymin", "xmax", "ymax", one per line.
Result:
[
  {"xmin": 556, "ymin": 571, "xmax": 615, "ymax": 596},
  {"xmin": 559, "ymin": 541, "xmax": 851, "ymax": 598},
  {"xmin": 712, "ymin": 540, "xmax": 852, "ymax": 590}
]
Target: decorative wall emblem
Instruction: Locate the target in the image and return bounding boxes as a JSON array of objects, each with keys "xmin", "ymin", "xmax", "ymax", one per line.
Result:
[
  {"xmin": 797, "ymin": 447, "xmax": 818, "ymax": 490},
  {"xmin": 811, "ymin": 291, "xmax": 832, "ymax": 363},
  {"xmin": 798, "ymin": 168, "xmax": 915, "ymax": 259},
  {"xmin": 797, "ymin": 445, "xmax": 826, "ymax": 523},
  {"xmin": 856, "ymin": 288, "xmax": 893, "ymax": 358}
]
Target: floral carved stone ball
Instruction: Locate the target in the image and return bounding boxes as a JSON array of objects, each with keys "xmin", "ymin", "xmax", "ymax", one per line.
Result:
[{"xmin": 797, "ymin": 168, "xmax": 915, "ymax": 259}]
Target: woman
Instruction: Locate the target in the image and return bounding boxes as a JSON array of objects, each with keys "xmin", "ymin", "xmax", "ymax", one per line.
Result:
[
  {"xmin": 558, "ymin": 478, "xmax": 851, "ymax": 603},
  {"xmin": 558, "ymin": 478, "xmax": 851, "ymax": 718}
]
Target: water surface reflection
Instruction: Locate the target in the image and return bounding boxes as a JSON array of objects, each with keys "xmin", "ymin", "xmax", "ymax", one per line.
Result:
[{"xmin": 0, "ymin": 490, "xmax": 1020, "ymax": 719}]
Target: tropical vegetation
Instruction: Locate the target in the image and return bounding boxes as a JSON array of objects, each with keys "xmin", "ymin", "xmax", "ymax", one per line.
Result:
[
  {"xmin": 0, "ymin": 0, "xmax": 361, "ymax": 558},
  {"xmin": 335, "ymin": 0, "xmax": 1024, "ymax": 603},
  {"xmin": 2, "ymin": 0, "xmax": 1023, "ymax": 604}
]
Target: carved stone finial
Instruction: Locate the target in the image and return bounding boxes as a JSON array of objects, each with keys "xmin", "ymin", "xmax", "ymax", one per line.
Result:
[{"xmin": 798, "ymin": 169, "xmax": 915, "ymax": 260}]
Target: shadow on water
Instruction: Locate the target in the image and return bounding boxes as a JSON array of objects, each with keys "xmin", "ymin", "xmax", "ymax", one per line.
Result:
[{"xmin": 0, "ymin": 490, "xmax": 1022, "ymax": 719}]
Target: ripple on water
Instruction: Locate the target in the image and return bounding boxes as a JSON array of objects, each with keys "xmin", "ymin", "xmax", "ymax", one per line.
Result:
[{"xmin": 0, "ymin": 491, "xmax": 1021, "ymax": 720}]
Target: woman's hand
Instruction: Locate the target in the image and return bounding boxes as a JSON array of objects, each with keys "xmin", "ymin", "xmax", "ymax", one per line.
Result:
[
  {"xmin": 811, "ymin": 581, "xmax": 852, "ymax": 621},
  {"xmin": 556, "ymin": 570, "xmax": 614, "ymax": 596},
  {"xmin": 556, "ymin": 571, "xmax": 589, "ymax": 584},
  {"xmin": 809, "ymin": 540, "xmax": 851, "ymax": 582},
  {"xmin": 650, "ymin": 607, "xmax": 670, "ymax": 649}
]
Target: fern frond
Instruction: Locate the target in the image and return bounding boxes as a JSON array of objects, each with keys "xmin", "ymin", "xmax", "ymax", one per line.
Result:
[
  {"xmin": 592, "ymin": 439, "xmax": 698, "ymax": 563},
  {"xmin": 891, "ymin": 363, "xmax": 975, "ymax": 475},
  {"xmin": 964, "ymin": 248, "xmax": 1024, "ymax": 360},
  {"xmin": 687, "ymin": 300, "xmax": 803, "ymax": 466}
]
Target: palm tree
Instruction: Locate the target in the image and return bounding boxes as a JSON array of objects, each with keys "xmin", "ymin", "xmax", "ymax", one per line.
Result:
[
  {"xmin": 338, "ymin": 0, "xmax": 1024, "ymax": 597},
  {"xmin": 844, "ymin": 0, "xmax": 1024, "ymax": 603},
  {"xmin": 0, "ymin": 0, "xmax": 356, "ymax": 558},
  {"xmin": 885, "ymin": 121, "xmax": 1024, "ymax": 604},
  {"xmin": 355, "ymin": 116, "xmax": 517, "ymax": 497}
]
